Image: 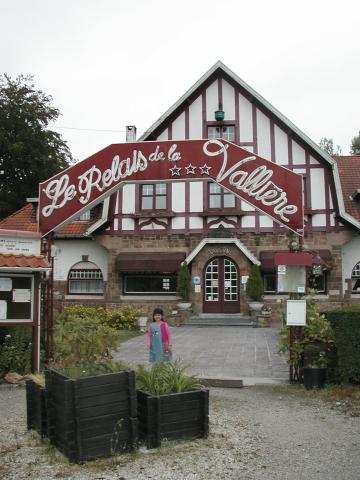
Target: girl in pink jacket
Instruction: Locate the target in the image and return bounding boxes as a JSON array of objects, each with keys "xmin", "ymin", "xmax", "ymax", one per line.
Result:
[{"xmin": 146, "ymin": 308, "xmax": 173, "ymax": 363}]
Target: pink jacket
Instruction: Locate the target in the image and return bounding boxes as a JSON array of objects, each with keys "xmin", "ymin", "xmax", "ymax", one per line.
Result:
[{"xmin": 146, "ymin": 321, "xmax": 172, "ymax": 349}]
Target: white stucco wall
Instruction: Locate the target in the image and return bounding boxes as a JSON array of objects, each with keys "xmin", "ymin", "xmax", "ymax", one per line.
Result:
[
  {"xmin": 342, "ymin": 237, "xmax": 360, "ymax": 292},
  {"xmin": 53, "ymin": 240, "xmax": 108, "ymax": 281}
]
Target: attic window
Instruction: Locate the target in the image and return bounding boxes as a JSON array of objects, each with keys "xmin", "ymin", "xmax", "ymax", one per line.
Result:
[{"xmin": 208, "ymin": 126, "xmax": 235, "ymax": 142}]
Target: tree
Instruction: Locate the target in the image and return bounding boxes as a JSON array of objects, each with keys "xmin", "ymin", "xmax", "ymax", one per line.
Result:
[
  {"xmin": 0, "ymin": 75, "xmax": 72, "ymax": 219},
  {"xmin": 350, "ymin": 131, "xmax": 360, "ymax": 155},
  {"xmin": 319, "ymin": 137, "xmax": 342, "ymax": 156},
  {"xmin": 176, "ymin": 262, "xmax": 191, "ymax": 301},
  {"xmin": 246, "ymin": 264, "xmax": 264, "ymax": 301}
]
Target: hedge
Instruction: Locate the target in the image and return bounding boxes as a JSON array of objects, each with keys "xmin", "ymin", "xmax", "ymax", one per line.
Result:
[{"xmin": 327, "ymin": 307, "xmax": 360, "ymax": 384}]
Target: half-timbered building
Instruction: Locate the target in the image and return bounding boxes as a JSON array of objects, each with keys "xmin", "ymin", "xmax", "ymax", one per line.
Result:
[{"xmin": 1, "ymin": 61, "xmax": 360, "ymax": 319}]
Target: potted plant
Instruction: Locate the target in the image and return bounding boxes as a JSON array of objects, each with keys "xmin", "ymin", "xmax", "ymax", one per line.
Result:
[
  {"xmin": 278, "ymin": 292, "xmax": 335, "ymax": 387},
  {"xmin": 246, "ymin": 264, "xmax": 264, "ymax": 312},
  {"xmin": 136, "ymin": 360, "xmax": 209, "ymax": 449},
  {"xmin": 303, "ymin": 343, "xmax": 328, "ymax": 389},
  {"xmin": 44, "ymin": 306, "xmax": 138, "ymax": 463},
  {"xmin": 176, "ymin": 261, "xmax": 192, "ymax": 310}
]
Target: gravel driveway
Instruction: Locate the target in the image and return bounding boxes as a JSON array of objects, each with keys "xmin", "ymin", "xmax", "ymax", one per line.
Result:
[{"xmin": 1, "ymin": 384, "xmax": 359, "ymax": 480}]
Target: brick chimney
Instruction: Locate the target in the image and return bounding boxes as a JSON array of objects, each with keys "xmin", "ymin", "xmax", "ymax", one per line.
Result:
[{"xmin": 126, "ymin": 125, "xmax": 137, "ymax": 142}]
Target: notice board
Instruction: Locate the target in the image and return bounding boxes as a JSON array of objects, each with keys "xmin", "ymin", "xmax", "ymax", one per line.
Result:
[{"xmin": 0, "ymin": 275, "xmax": 33, "ymax": 322}]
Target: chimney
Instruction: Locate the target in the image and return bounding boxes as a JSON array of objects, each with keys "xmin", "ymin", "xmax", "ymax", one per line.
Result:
[{"xmin": 126, "ymin": 125, "xmax": 137, "ymax": 142}]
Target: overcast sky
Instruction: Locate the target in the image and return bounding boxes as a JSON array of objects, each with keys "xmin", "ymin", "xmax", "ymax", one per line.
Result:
[{"xmin": 1, "ymin": 0, "xmax": 359, "ymax": 161}]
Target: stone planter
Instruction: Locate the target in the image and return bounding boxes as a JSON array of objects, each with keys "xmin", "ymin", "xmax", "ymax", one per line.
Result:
[
  {"xmin": 45, "ymin": 369, "xmax": 138, "ymax": 463},
  {"xmin": 137, "ymin": 389, "xmax": 209, "ymax": 449}
]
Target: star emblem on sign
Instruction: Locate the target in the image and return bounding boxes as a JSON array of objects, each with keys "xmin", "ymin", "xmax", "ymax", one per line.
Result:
[
  {"xmin": 170, "ymin": 166, "xmax": 181, "ymax": 176},
  {"xmin": 185, "ymin": 164, "xmax": 196, "ymax": 174},
  {"xmin": 200, "ymin": 164, "xmax": 212, "ymax": 175}
]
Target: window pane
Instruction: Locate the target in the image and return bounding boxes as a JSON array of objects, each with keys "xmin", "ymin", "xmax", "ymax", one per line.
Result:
[
  {"xmin": 224, "ymin": 194, "xmax": 235, "ymax": 207},
  {"xmin": 155, "ymin": 196, "xmax": 166, "ymax": 209},
  {"xmin": 209, "ymin": 195, "xmax": 221, "ymax": 208},
  {"xmin": 209, "ymin": 183, "xmax": 221, "ymax": 193},
  {"xmin": 156, "ymin": 183, "xmax": 167, "ymax": 195},
  {"xmin": 264, "ymin": 274, "xmax": 276, "ymax": 293},
  {"xmin": 142, "ymin": 197, "xmax": 153, "ymax": 210},
  {"xmin": 142, "ymin": 185, "xmax": 153, "ymax": 196},
  {"xmin": 124, "ymin": 274, "xmax": 176, "ymax": 294}
]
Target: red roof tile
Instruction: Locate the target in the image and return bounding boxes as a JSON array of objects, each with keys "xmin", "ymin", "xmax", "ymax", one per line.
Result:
[
  {"xmin": 0, "ymin": 203, "xmax": 92, "ymax": 237},
  {"xmin": 0, "ymin": 253, "xmax": 50, "ymax": 269},
  {"xmin": 0, "ymin": 204, "xmax": 37, "ymax": 232},
  {"xmin": 333, "ymin": 155, "xmax": 360, "ymax": 224}
]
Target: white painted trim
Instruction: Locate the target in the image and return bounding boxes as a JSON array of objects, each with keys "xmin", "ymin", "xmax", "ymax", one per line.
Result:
[
  {"xmin": 184, "ymin": 238, "xmax": 260, "ymax": 265},
  {"xmin": 85, "ymin": 198, "xmax": 110, "ymax": 236}
]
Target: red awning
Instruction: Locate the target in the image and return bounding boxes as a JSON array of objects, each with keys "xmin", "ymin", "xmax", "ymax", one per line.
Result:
[
  {"xmin": 117, "ymin": 252, "xmax": 186, "ymax": 273},
  {"xmin": 259, "ymin": 251, "xmax": 332, "ymax": 271},
  {"xmin": 274, "ymin": 252, "xmax": 313, "ymax": 266}
]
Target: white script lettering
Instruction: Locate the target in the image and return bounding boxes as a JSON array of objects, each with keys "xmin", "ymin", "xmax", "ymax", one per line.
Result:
[{"xmin": 203, "ymin": 140, "xmax": 298, "ymax": 223}]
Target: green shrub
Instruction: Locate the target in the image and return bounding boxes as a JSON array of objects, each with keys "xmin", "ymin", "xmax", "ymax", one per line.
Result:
[
  {"xmin": 246, "ymin": 264, "xmax": 264, "ymax": 301},
  {"xmin": 176, "ymin": 262, "xmax": 191, "ymax": 301},
  {"xmin": 136, "ymin": 360, "xmax": 204, "ymax": 395},
  {"xmin": 53, "ymin": 308, "xmax": 121, "ymax": 372},
  {"xmin": 57, "ymin": 304, "xmax": 142, "ymax": 331},
  {"xmin": 327, "ymin": 307, "xmax": 360, "ymax": 384},
  {"xmin": 0, "ymin": 327, "xmax": 32, "ymax": 377}
]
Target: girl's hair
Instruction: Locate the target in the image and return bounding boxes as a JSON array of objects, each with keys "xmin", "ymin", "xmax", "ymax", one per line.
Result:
[{"xmin": 152, "ymin": 307, "xmax": 164, "ymax": 321}]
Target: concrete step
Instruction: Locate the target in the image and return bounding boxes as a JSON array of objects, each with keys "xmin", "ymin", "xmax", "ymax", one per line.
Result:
[{"xmin": 185, "ymin": 314, "xmax": 254, "ymax": 327}]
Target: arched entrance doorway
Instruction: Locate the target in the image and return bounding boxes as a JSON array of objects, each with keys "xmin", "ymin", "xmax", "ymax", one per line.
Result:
[{"xmin": 203, "ymin": 257, "xmax": 239, "ymax": 313}]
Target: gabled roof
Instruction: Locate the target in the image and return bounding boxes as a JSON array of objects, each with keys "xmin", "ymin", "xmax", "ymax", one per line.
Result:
[
  {"xmin": 333, "ymin": 156, "xmax": 360, "ymax": 224},
  {"xmin": 139, "ymin": 60, "xmax": 360, "ymax": 231},
  {"xmin": 139, "ymin": 60, "xmax": 336, "ymax": 167}
]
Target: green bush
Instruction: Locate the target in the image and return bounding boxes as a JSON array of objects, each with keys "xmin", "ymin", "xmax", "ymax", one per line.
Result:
[
  {"xmin": 57, "ymin": 304, "xmax": 142, "ymax": 331},
  {"xmin": 327, "ymin": 307, "xmax": 360, "ymax": 384},
  {"xmin": 53, "ymin": 308, "xmax": 121, "ymax": 372},
  {"xmin": 246, "ymin": 264, "xmax": 264, "ymax": 301},
  {"xmin": 136, "ymin": 360, "xmax": 204, "ymax": 395},
  {"xmin": 0, "ymin": 327, "xmax": 32, "ymax": 377}
]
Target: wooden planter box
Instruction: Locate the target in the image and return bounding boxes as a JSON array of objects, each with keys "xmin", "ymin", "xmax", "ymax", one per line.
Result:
[
  {"xmin": 26, "ymin": 380, "xmax": 47, "ymax": 437},
  {"xmin": 137, "ymin": 389, "xmax": 209, "ymax": 449},
  {"xmin": 45, "ymin": 369, "xmax": 138, "ymax": 463}
]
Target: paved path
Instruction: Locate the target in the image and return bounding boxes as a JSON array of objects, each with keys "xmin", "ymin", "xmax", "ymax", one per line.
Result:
[{"xmin": 113, "ymin": 325, "xmax": 289, "ymax": 385}]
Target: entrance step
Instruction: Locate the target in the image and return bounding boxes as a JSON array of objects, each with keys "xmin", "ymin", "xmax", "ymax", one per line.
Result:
[{"xmin": 185, "ymin": 313, "xmax": 254, "ymax": 327}]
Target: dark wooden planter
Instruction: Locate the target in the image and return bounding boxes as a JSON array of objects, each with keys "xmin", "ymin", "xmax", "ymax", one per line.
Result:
[
  {"xmin": 137, "ymin": 389, "xmax": 209, "ymax": 449},
  {"xmin": 303, "ymin": 368, "xmax": 326, "ymax": 390},
  {"xmin": 45, "ymin": 369, "xmax": 138, "ymax": 463},
  {"xmin": 26, "ymin": 380, "xmax": 47, "ymax": 437}
]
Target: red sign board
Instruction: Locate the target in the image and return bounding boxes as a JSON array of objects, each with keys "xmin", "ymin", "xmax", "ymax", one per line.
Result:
[{"xmin": 39, "ymin": 139, "xmax": 304, "ymax": 236}]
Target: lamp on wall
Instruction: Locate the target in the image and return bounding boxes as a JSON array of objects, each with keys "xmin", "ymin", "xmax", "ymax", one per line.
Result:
[{"xmin": 215, "ymin": 109, "xmax": 225, "ymax": 122}]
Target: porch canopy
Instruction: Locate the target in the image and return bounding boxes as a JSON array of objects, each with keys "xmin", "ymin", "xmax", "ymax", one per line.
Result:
[
  {"xmin": 116, "ymin": 252, "xmax": 185, "ymax": 273},
  {"xmin": 260, "ymin": 251, "xmax": 332, "ymax": 272}
]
